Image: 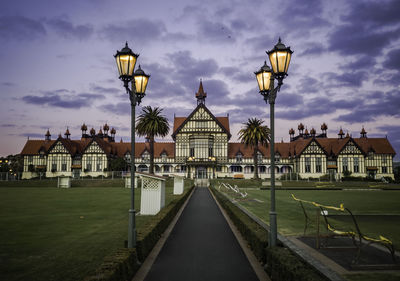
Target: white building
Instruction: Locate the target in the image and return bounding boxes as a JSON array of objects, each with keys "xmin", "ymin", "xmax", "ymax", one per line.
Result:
[{"xmin": 21, "ymin": 82, "xmax": 396, "ymax": 180}]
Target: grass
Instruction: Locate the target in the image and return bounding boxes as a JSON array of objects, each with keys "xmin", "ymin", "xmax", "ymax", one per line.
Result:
[
  {"xmin": 219, "ymin": 188, "xmax": 400, "ymax": 245},
  {"xmin": 0, "ymin": 178, "xmax": 193, "ymax": 281},
  {"xmin": 211, "ymin": 178, "xmax": 400, "ymax": 189},
  {"xmin": 216, "ymin": 181, "xmax": 400, "ymax": 281}
]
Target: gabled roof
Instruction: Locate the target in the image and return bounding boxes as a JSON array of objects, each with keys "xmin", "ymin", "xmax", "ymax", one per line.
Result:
[
  {"xmin": 114, "ymin": 142, "xmax": 175, "ymax": 158},
  {"xmin": 172, "ymin": 103, "xmax": 231, "ymax": 139},
  {"xmin": 21, "ymin": 140, "xmax": 55, "ymax": 155},
  {"xmin": 354, "ymin": 138, "xmax": 396, "ymax": 155}
]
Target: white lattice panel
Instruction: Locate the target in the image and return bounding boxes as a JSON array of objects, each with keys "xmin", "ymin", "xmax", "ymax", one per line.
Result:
[{"xmin": 140, "ymin": 175, "xmax": 165, "ymax": 215}]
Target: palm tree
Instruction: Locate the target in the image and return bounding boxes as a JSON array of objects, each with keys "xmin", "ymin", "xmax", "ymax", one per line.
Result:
[
  {"xmin": 238, "ymin": 118, "xmax": 270, "ymax": 179},
  {"xmin": 136, "ymin": 106, "xmax": 170, "ymax": 174}
]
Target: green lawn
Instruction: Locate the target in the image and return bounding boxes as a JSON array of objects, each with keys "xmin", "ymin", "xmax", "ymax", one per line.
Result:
[
  {"xmin": 211, "ymin": 178, "xmax": 400, "ymax": 189},
  {"xmin": 0, "ymin": 178, "xmax": 193, "ymax": 281},
  {"xmin": 218, "ymin": 187, "xmax": 400, "ymax": 246},
  {"xmin": 217, "ymin": 184, "xmax": 400, "ymax": 281}
]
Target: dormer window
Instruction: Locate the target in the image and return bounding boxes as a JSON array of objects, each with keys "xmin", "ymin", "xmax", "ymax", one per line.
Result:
[
  {"xmin": 161, "ymin": 152, "xmax": 167, "ymax": 162},
  {"xmin": 368, "ymin": 151, "xmax": 374, "ymax": 160},
  {"xmin": 236, "ymin": 152, "xmax": 243, "ymax": 163},
  {"xmin": 124, "ymin": 152, "xmax": 131, "ymax": 162},
  {"xmin": 275, "ymin": 152, "xmax": 280, "ymax": 163},
  {"xmin": 141, "ymin": 151, "xmax": 150, "ymax": 161},
  {"xmin": 257, "ymin": 151, "xmax": 263, "ymax": 163}
]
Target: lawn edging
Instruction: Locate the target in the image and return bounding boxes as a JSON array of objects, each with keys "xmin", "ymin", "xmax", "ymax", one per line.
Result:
[
  {"xmin": 83, "ymin": 185, "xmax": 194, "ymax": 281},
  {"xmin": 210, "ymin": 186, "xmax": 346, "ymax": 281}
]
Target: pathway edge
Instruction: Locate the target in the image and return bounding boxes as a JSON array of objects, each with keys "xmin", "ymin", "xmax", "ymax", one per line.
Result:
[{"xmin": 131, "ymin": 186, "xmax": 196, "ymax": 281}]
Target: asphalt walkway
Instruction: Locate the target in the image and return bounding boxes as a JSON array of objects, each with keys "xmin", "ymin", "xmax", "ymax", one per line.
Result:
[{"xmin": 142, "ymin": 187, "xmax": 260, "ymax": 281}]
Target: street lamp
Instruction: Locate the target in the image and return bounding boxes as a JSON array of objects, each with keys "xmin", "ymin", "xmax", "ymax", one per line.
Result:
[
  {"xmin": 114, "ymin": 42, "xmax": 150, "ymax": 248},
  {"xmin": 255, "ymin": 38, "xmax": 293, "ymax": 247}
]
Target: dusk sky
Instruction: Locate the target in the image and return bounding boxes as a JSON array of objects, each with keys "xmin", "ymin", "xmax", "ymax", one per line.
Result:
[{"xmin": 1, "ymin": 0, "xmax": 400, "ymax": 160}]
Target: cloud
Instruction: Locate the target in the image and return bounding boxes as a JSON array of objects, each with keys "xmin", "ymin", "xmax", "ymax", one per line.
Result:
[
  {"xmin": 20, "ymin": 133, "xmax": 45, "ymax": 138},
  {"xmin": 196, "ymin": 19, "xmax": 235, "ymax": 42},
  {"xmin": 322, "ymin": 71, "xmax": 368, "ymax": 88},
  {"xmin": 100, "ymin": 19, "xmax": 167, "ymax": 43},
  {"xmin": 99, "ymin": 102, "xmax": 130, "ymax": 116},
  {"xmin": 1, "ymin": 124, "xmax": 16, "ymax": 128},
  {"xmin": 297, "ymin": 77, "xmax": 320, "ymax": 93},
  {"xmin": 328, "ymin": 24, "xmax": 399, "ymax": 56},
  {"xmin": 278, "ymin": 0, "xmax": 329, "ymax": 35},
  {"xmin": 277, "ymin": 96, "xmax": 357, "ymax": 120},
  {"xmin": 22, "ymin": 90, "xmax": 105, "ymax": 109},
  {"xmin": 384, "ymin": 48, "xmax": 400, "ymax": 70},
  {"xmin": 1, "ymin": 82, "xmax": 15, "ymax": 87},
  {"xmin": 90, "ymin": 85, "xmax": 120, "ymax": 95},
  {"xmin": 0, "ymin": 15, "xmax": 46, "ymax": 41},
  {"xmin": 299, "ymin": 42, "xmax": 326, "ymax": 57},
  {"xmin": 45, "ymin": 17, "xmax": 93, "ymax": 40},
  {"xmin": 334, "ymin": 90, "xmax": 400, "ymax": 123},
  {"xmin": 327, "ymin": 0, "xmax": 400, "ymax": 56}
]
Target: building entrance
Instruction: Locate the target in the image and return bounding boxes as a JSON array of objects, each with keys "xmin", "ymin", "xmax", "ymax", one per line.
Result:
[{"xmin": 196, "ymin": 166, "xmax": 207, "ymax": 179}]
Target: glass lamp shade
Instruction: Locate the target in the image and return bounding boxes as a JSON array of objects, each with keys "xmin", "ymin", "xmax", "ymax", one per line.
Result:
[
  {"xmin": 267, "ymin": 38, "xmax": 293, "ymax": 78},
  {"xmin": 114, "ymin": 42, "xmax": 138, "ymax": 80},
  {"xmin": 134, "ymin": 65, "xmax": 150, "ymax": 94},
  {"xmin": 254, "ymin": 61, "xmax": 272, "ymax": 92}
]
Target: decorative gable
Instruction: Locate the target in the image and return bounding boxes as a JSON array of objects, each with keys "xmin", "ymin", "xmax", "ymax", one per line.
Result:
[
  {"xmin": 302, "ymin": 141, "xmax": 325, "ymax": 155},
  {"xmin": 85, "ymin": 141, "xmax": 105, "ymax": 154},
  {"xmin": 49, "ymin": 141, "xmax": 68, "ymax": 154},
  {"xmin": 340, "ymin": 140, "xmax": 362, "ymax": 155},
  {"xmin": 172, "ymin": 104, "xmax": 230, "ymax": 139}
]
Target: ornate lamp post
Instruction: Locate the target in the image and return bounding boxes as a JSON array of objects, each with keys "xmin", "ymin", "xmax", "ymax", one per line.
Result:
[
  {"xmin": 114, "ymin": 42, "xmax": 150, "ymax": 248},
  {"xmin": 255, "ymin": 38, "xmax": 293, "ymax": 247}
]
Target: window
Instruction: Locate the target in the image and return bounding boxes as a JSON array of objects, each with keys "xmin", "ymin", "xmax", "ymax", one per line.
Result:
[
  {"xmin": 28, "ymin": 156, "xmax": 33, "ymax": 163},
  {"xmin": 354, "ymin": 157, "xmax": 359, "ymax": 173},
  {"xmin": 61, "ymin": 156, "xmax": 67, "ymax": 171},
  {"xmin": 216, "ymin": 166, "xmax": 222, "ymax": 172},
  {"xmin": 163, "ymin": 165, "xmax": 171, "ymax": 172},
  {"xmin": 382, "ymin": 155, "xmax": 387, "ymax": 164},
  {"xmin": 161, "ymin": 152, "xmax": 167, "ymax": 162},
  {"xmin": 259, "ymin": 166, "xmax": 266, "ymax": 173},
  {"xmin": 236, "ymin": 153, "xmax": 243, "ymax": 163},
  {"xmin": 52, "ymin": 158, "xmax": 57, "ymax": 172},
  {"xmin": 257, "ymin": 152, "xmax": 263, "ymax": 163},
  {"xmin": 141, "ymin": 151, "xmax": 150, "ymax": 161},
  {"xmin": 86, "ymin": 157, "xmax": 92, "ymax": 172},
  {"xmin": 382, "ymin": 166, "xmax": 387, "ymax": 173},
  {"xmin": 230, "ymin": 165, "xmax": 242, "ymax": 173},
  {"xmin": 316, "ymin": 158, "xmax": 322, "ymax": 173},
  {"xmin": 305, "ymin": 157, "xmax": 311, "ymax": 173},
  {"xmin": 97, "ymin": 157, "xmax": 102, "ymax": 171},
  {"xmin": 196, "ymin": 121, "xmax": 207, "ymax": 128},
  {"xmin": 180, "ymin": 165, "xmax": 187, "ymax": 172},
  {"xmin": 342, "ymin": 157, "xmax": 348, "ymax": 172}
]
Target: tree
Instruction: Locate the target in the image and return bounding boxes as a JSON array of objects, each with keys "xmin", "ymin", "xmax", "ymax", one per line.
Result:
[
  {"xmin": 238, "ymin": 118, "xmax": 270, "ymax": 179},
  {"xmin": 109, "ymin": 157, "xmax": 128, "ymax": 171},
  {"xmin": 136, "ymin": 106, "xmax": 170, "ymax": 174}
]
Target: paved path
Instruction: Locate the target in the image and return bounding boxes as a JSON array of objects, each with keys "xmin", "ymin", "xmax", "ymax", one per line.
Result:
[{"xmin": 143, "ymin": 187, "xmax": 260, "ymax": 281}]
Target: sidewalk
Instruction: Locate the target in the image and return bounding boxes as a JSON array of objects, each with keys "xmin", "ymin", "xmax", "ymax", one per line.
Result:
[{"xmin": 141, "ymin": 187, "xmax": 261, "ymax": 281}]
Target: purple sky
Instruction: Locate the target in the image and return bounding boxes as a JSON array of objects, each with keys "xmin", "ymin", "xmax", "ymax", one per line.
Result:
[{"xmin": 1, "ymin": 0, "xmax": 400, "ymax": 160}]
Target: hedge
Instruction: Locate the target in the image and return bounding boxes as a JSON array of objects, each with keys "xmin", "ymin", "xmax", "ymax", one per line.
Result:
[
  {"xmin": 83, "ymin": 185, "xmax": 194, "ymax": 281},
  {"xmin": 211, "ymin": 187, "xmax": 329, "ymax": 281}
]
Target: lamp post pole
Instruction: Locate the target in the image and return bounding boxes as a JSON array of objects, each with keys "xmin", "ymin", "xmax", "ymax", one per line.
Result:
[
  {"xmin": 129, "ymin": 87, "xmax": 137, "ymax": 248},
  {"xmin": 114, "ymin": 42, "xmax": 150, "ymax": 248},
  {"xmin": 255, "ymin": 38, "xmax": 293, "ymax": 247}
]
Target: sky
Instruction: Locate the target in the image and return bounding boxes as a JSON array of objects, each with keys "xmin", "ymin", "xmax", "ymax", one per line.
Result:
[{"xmin": 1, "ymin": 0, "xmax": 400, "ymax": 160}]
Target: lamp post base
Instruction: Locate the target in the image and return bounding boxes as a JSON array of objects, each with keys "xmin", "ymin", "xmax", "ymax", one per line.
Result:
[
  {"xmin": 128, "ymin": 209, "xmax": 137, "ymax": 248},
  {"xmin": 269, "ymin": 211, "xmax": 277, "ymax": 247}
]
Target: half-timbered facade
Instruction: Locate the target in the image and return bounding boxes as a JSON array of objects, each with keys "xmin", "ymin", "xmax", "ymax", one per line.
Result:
[{"xmin": 20, "ymin": 82, "xmax": 396, "ymax": 180}]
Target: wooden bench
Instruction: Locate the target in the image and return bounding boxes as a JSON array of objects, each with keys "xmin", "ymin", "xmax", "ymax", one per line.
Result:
[{"xmin": 292, "ymin": 194, "xmax": 397, "ymax": 266}]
